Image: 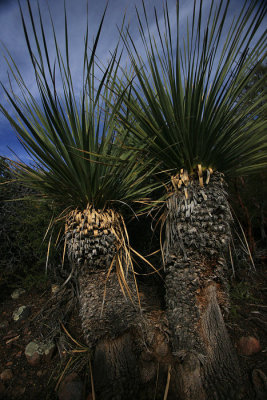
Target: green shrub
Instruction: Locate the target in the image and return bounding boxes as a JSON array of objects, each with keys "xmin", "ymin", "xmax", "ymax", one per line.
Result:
[{"xmin": 0, "ymin": 157, "xmax": 54, "ymax": 288}]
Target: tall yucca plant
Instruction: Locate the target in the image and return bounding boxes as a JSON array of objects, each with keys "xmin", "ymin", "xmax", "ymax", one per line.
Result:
[
  {"xmin": 0, "ymin": 0, "xmax": 155, "ymax": 363},
  {"xmin": 120, "ymin": 0, "xmax": 266, "ymax": 177},
  {"xmin": 117, "ymin": 0, "xmax": 267, "ymax": 398}
]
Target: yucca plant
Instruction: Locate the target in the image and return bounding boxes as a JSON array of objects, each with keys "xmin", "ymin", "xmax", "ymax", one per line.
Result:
[
  {"xmin": 0, "ymin": 2, "xmax": 158, "ymax": 387},
  {"xmin": 116, "ymin": 0, "xmax": 267, "ymax": 398}
]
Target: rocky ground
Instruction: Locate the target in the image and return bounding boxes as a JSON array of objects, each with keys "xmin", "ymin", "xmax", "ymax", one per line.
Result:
[
  {"xmin": 0, "ymin": 281, "xmax": 91, "ymax": 400},
  {"xmin": 0, "ymin": 259, "xmax": 266, "ymax": 400},
  {"xmin": 227, "ymin": 259, "xmax": 267, "ymax": 399}
]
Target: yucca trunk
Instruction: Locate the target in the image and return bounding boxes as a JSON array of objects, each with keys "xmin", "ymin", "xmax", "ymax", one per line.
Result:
[
  {"xmin": 65, "ymin": 207, "xmax": 142, "ymax": 399},
  {"xmin": 164, "ymin": 171, "xmax": 244, "ymax": 400}
]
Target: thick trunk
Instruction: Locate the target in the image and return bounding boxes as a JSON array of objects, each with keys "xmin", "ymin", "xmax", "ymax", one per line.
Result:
[
  {"xmin": 79, "ymin": 269, "xmax": 176, "ymax": 400},
  {"xmin": 66, "ymin": 208, "xmax": 146, "ymax": 399},
  {"xmin": 77, "ymin": 270, "xmax": 142, "ymax": 399},
  {"xmin": 164, "ymin": 171, "xmax": 246, "ymax": 399},
  {"xmin": 78, "ymin": 269, "xmax": 140, "ymax": 347},
  {"xmin": 166, "ymin": 261, "xmax": 243, "ymax": 400},
  {"xmin": 93, "ymin": 333, "xmax": 140, "ymax": 400}
]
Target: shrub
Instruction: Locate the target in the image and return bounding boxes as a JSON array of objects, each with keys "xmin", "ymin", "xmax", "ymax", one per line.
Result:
[{"xmin": 0, "ymin": 157, "xmax": 54, "ymax": 289}]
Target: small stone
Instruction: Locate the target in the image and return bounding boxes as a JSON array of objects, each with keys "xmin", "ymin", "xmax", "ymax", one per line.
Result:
[
  {"xmin": 42, "ymin": 342, "xmax": 55, "ymax": 361},
  {"xmin": 15, "ymin": 351, "xmax": 22, "ymax": 358},
  {"xmin": 11, "ymin": 288, "xmax": 26, "ymax": 300},
  {"xmin": 25, "ymin": 340, "xmax": 55, "ymax": 366},
  {"xmin": 0, "ymin": 369, "xmax": 13, "ymax": 381},
  {"xmin": 13, "ymin": 306, "xmax": 31, "ymax": 322},
  {"xmin": 37, "ymin": 370, "xmax": 42, "ymax": 377},
  {"xmin": 58, "ymin": 373, "xmax": 83, "ymax": 400},
  {"xmin": 25, "ymin": 342, "xmax": 41, "ymax": 366},
  {"xmin": 237, "ymin": 336, "xmax": 261, "ymax": 356},
  {"xmin": 27, "ymin": 352, "xmax": 40, "ymax": 367}
]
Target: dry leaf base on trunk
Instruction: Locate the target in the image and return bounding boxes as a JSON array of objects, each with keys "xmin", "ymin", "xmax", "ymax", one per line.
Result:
[{"xmin": 164, "ymin": 172, "xmax": 247, "ymax": 400}]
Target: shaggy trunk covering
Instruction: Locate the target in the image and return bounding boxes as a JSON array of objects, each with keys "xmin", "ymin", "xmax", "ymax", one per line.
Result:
[{"xmin": 164, "ymin": 172, "xmax": 244, "ymax": 400}]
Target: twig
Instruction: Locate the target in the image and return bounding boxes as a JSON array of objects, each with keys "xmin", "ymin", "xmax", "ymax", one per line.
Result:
[{"xmin": 163, "ymin": 365, "xmax": 171, "ymax": 400}]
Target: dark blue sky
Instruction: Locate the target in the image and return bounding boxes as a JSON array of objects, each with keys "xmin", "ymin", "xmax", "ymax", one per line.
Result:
[{"xmin": 0, "ymin": 0, "xmax": 265, "ymax": 162}]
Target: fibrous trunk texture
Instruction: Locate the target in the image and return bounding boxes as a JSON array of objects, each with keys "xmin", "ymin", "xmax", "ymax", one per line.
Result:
[
  {"xmin": 79, "ymin": 269, "xmax": 142, "ymax": 399},
  {"xmin": 164, "ymin": 171, "xmax": 244, "ymax": 400},
  {"xmin": 65, "ymin": 207, "xmax": 144, "ymax": 399},
  {"xmin": 79, "ymin": 269, "xmax": 140, "ymax": 347}
]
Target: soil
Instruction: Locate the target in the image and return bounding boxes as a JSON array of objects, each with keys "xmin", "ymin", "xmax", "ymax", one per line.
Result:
[
  {"xmin": 227, "ymin": 259, "xmax": 267, "ymax": 398},
  {"xmin": 0, "ymin": 260, "xmax": 266, "ymax": 400},
  {"xmin": 0, "ymin": 280, "xmax": 87, "ymax": 400}
]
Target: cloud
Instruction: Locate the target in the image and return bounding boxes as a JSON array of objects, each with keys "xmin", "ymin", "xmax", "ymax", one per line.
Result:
[{"xmin": 0, "ymin": 0, "xmax": 266, "ymax": 161}]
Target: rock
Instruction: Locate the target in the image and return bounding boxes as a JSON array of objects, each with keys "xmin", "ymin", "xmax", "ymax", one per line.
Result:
[
  {"xmin": 25, "ymin": 340, "xmax": 55, "ymax": 366},
  {"xmin": 26, "ymin": 351, "xmax": 41, "ymax": 367},
  {"xmin": 25, "ymin": 342, "xmax": 41, "ymax": 366},
  {"xmin": 0, "ymin": 321, "xmax": 9, "ymax": 330},
  {"xmin": 237, "ymin": 336, "xmax": 261, "ymax": 356},
  {"xmin": 58, "ymin": 373, "xmax": 83, "ymax": 400},
  {"xmin": 42, "ymin": 341, "xmax": 55, "ymax": 361},
  {"xmin": 16, "ymin": 351, "xmax": 22, "ymax": 358},
  {"xmin": 13, "ymin": 306, "xmax": 31, "ymax": 322},
  {"xmin": 0, "ymin": 369, "xmax": 13, "ymax": 381},
  {"xmin": 11, "ymin": 288, "xmax": 26, "ymax": 300}
]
